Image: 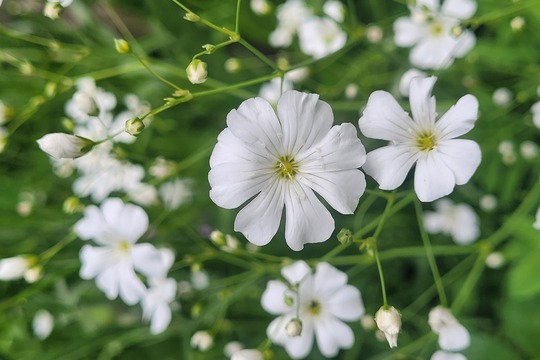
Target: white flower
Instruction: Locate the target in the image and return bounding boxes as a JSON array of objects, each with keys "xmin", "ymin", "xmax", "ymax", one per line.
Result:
[
  {"xmin": 492, "ymin": 87, "xmax": 512, "ymax": 107},
  {"xmin": 479, "ymin": 194, "xmax": 497, "ymax": 212},
  {"xmin": 269, "ymin": 0, "xmax": 313, "ymax": 47},
  {"xmin": 259, "ymin": 77, "xmax": 294, "ymax": 107},
  {"xmin": 209, "ymin": 90, "xmax": 366, "ymax": 250},
  {"xmin": 37, "ymin": 133, "xmax": 95, "ymax": 159},
  {"xmin": 250, "ymin": 0, "xmax": 271, "ymax": 15},
  {"xmin": 224, "ymin": 341, "xmax": 244, "ymax": 357},
  {"xmin": 142, "ymin": 248, "xmax": 177, "ymax": 334},
  {"xmin": 127, "ymin": 182, "xmax": 158, "ymax": 207},
  {"xmin": 428, "ymin": 306, "xmax": 470, "ymax": 352},
  {"xmin": 65, "ymin": 77, "xmax": 116, "ymax": 124},
  {"xmin": 359, "ymin": 76, "xmax": 481, "ymax": 202},
  {"xmin": 186, "ymin": 59, "xmax": 208, "ymax": 84},
  {"xmin": 374, "ymin": 306, "xmax": 402, "ymax": 348},
  {"xmin": 75, "ymin": 198, "xmax": 167, "ymax": 305},
  {"xmin": 531, "ymin": 101, "xmax": 540, "ymax": 129},
  {"xmin": 159, "ymin": 178, "xmax": 192, "ymax": 210},
  {"xmin": 191, "ymin": 330, "xmax": 213, "ymax": 351},
  {"xmin": 399, "ymin": 68, "xmax": 427, "ymax": 97},
  {"xmin": 0, "ymin": 255, "xmax": 35, "ymax": 281},
  {"xmin": 431, "ymin": 350, "xmax": 467, "ymax": 360},
  {"xmin": 298, "ymin": 17, "xmax": 347, "ymax": 59},
  {"xmin": 534, "ymin": 206, "xmax": 540, "ymax": 230},
  {"xmin": 231, "ymin": 349, "xmax": 264, "ymax": 360},
  {"xmin": 394, "ymin": 0, "xmax": 477, "ymax": 69},
  {"xmin": 32, "ymin": 310, "xmax": 54, "ymax": 340},
  {"xmin": 423, "ymin": 198, "xmax": 480, "ymax": 244},
  {"xmin": 323, "ymin": 0, "xmax": 345, "ymax": 23},
  {"xmin": 261, "ymin": 261, "xmax": 364, "ymax": 359},
  {"xmin": 191, "ymin": 269, "xmax": 209, "ymax": 290},
  {"xmin": 520, "ymin": 141, "xmax": 538, "ymax": 160}
]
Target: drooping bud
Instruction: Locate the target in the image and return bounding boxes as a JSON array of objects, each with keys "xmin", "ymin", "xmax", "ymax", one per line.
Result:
[
  {"xmin": 125, "ymin": 117, "xmax": 145, "ymax": 136},
  {"xmin": 0, "ymin": 255, "xmax": 34, "ymax": 281},
  {"xmin": 337, "ymin": 228, "xmax": 353, "ymax": 244},
  {"xmin": 37, "ymin": 133, "xmax": 95, "ymax": 159},
  {"xmin": 190, "ymin": 330, "xmax": 213, "ymax": 351},
  {"xmin": 43, "ymin": 2, "xmax": 64, "ymax": 19},
  {"xmin": 285, "ymin": 318, "xmax": 303, "ymax": 337},
  {"xmin": 114, "ymin": 39, "xmax": 131, "ymax": 54},
  {"xmin": 186, "ymin": 59, "xmax": 208, "ymax": 84},
  {"xmin": 374, "ymin": 306, "xmax": 401, "ymax": 348}
]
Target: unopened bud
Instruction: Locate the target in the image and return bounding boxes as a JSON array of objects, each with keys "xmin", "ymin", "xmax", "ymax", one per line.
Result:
[
  {"xmin": 190, "ymin": 330, "xmax": 213, "ymax": 351},
  {"xmin": 43, "ymin": 2, "xmax": 64, "ymax": 19},
  {"xmin": 209, "ymin": 230, "xmax": 226, "ymax": 247},
  {"xmin": 337, "ymin": 228, "xmax": 353, "ymax": 244},
  {"xmin": 375, "ymin": 306, "xmax": 401, "ymax": 348},
  {"xmin": 202, "ymin": 44, "xmax": 216, "ymax": 54},
  {"xmin": 184, "ymin": 12, "xmax": 200, "ymax": 22},
  {"xmin": 63, "ymin": 196, "xmax": 84, "ymax": 214},
  {"xmin": 285, "ymin": 318, "xmax": 303, "ymax": 337},
  {"xmin": 114, "ymin": 39, "xmax": 131, "ymax": 54},
  {"xmin": 186, "ymin": 59, "xmax": 208, "ymax": 84},
  {"xmin": 125, "ymin": 117, "xmax": 145, "ymax": 136},
  {"xmin": 451, "ymin": 25, "xmax": 463, "ymax": 37},
  {"xmin": 36, "ymin": 133, "xmax": 96, "ymax": 159}
]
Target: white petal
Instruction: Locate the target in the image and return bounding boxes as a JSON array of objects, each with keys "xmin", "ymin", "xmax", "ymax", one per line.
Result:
[
  {"xmin": 74, "ymin": 205, "xmax": 107, "ymax": 243},
  {"xmin": 359, "ymin": 91, "xmax": 415, "ymax": 142},
  {"xmin": 410, "ymin": 37, "xmax": 456, "ymax": 70},
  {"xmin": 150, "ymin": 303, "xmax": 172, "ymax": 334},
  {"xmin": 102, "ymin": 199, "xmax": 148, "ymax": 243},
  {"xmin": 132, "ymin": 243, "xmax": 166, "ymax": 278},
  {"xmin": 436, "ymin": 95, "xmax": 478, "ymax": 140},
  {"xmin": 327, "ymin": 285, "xmax": 365, "ymax": 321},
  {"xmin": 442, "ymin": 0, "xmax": 477, "ymax": 19},
  {"xmin": 281, "ymin": 260, "xmax": 312, "ymax": 284},
  {"xmin": 95, "ymin": 265, "xmax": 120, "ymax": 300},
  {"xmin": 79, "ymin": 245, "xmax": 113, "ymax": 279},
  {"xmin": 117, "ymin": 263, "xmax": 146, "ymax": 305},
  {"xmin": 234, "ymin": 179, "xmax": 284, "ymax": 246},
  {"xmin": 452, "ymin": 30, "xmax": 476, "ymax": 58},
  {"xmin": 277, "ymin": 91, "xmax": 333, "ymax": 156},
  {"xmin": 226, "ymin": 97, "xmax": 283, "ymax": 157},
  {"xmin": 451, "ymin": 204, "xmax": 480, "ymax": 244},
  {"xmin": 313, "ymin": 263, "xmax": 347, "ymax": 296},
  {"xmin": 283, "ymin": 182, "xmax": 334, "ymax": 251},
  {"xmin": 362, "ymin": 145, "xmax": 418, "ymax": 190},
  {"xmin": 314, "ymin": 316, "xmax": 354, "ymax": 357},
  {"xmin": 423, "ymin": 211, "xmax": 444, "ymax": 233},
  {"xmin": 414, "ymin": 152, "xmax": 456, "ymax": 202},
  {"xmin": 393, "ymin": 17, "xmax": 427, "ymax": 47},
  {"xmin": 431, "ymin": 350, "xmax": 467, "ymax": 360},
  {"xmin": 409, "ymin": 76, "xmax": 438, "ymax": 130},
  {"xmin": 435, "ymin": 139, "xmax": 481, "ymax": 185},
  {"xmin": 439, "ymin": 323, "xmax": 470, "ymax": 351},
  {"xmin": 261, "ymin": 280, "xmax": 294, "ymax": 315}
]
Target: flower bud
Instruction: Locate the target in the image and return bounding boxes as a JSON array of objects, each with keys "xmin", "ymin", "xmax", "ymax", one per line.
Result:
[
  {"xmin": 33, "ymin": 310, "xmax": 54, "ymax": 340},
  {"xmin": 186, "ymin": 59, "xmax": 208, "ymax": 84},
  {"xmin": 184, "ymin": 12, "xmax": 200, "ymax": 22},
  {"xmin": 285, "ymin": 318, "xmax": 303, "ymax": 337},
  {"xmin": 37, "ymin": 133, "xmax": 95, "ymax": 159},
  {"xmin": 125, "ymin": 117, "xmax": 145, "ymax": 136},
  {"xmin": 0, "ymin": 255, "xmax": 35, "ymax": 281},
  {"xmin": 114, "ymin": 39, "xmax": 131, "ymax": 54},
  {"xmin": 190, "ymin": 330, "xmax": 213, "ymax": 351},
  {"xmin": 43, "ymin": 2, "xmax": 64, "ymax": 19},
  {"xmin": 337, "ymin": 228, "xmax": 353, "ymax": 244},
  {"xmin": 374, "ymin": 306, "xmax": 401, "ymax": 348},
  {"xmin": 202, "ymin": 44, "xmax": 217, "ymax": 54},
  {"xmin": 231, "ymin": 349, "xmax": 264, "ymax": 360},
  {"xmin": 24, "ymin": 265, "xmax": 42, "ymax": 283},
  {"xmin": 209, "ymin": 230, "xmax": 226, "ymax": 246}
]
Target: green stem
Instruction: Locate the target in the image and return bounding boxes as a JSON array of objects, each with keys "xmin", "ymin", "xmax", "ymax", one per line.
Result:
[
  {"xmin": 238, "ymin": 38, "xmax": 280, "ymax": 71},
  {"xmin": 130, "ymin": 52, "xmax": 182, "ymax": 91},
  {"xmin": 372, "ymin": 196, "xmax": 395, "ymax": 307},
  {"xmin": 374, "ymin": 245, "xmax": 388, "ymax": 307},
  {"xmin": 451, "ymin": 252, "xmax": 486, "ymax": 314},
  {"xmin": 39, "ymin": 232, "xmax": 77, "ymax": 265},
  {"xmin": 414, "ymin": 199, "xmax": 448, "ymax": 307},
  {"xmin": 235, "ymin": 0, "xmax": 242, "ymax": 33}
]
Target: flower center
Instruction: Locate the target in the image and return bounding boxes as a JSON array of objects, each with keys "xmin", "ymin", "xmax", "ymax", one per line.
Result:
[
  {"xmin": 431, "ymin": 21, "xmax": 444, "ymax": 37},
  {"xmin": 307, "ymin": 300, "xmax": 321, "ymax": 316},
  {"xmin": 117, "ymin": 240, "xmax": 131, "ymax": 254},
  {"xmin": 276, "ymin": 155, "xmax": 298, "ymax": 179},
  {"xmin": 416, "ymin": 132, "xmax": 437, "ymax": 151}
]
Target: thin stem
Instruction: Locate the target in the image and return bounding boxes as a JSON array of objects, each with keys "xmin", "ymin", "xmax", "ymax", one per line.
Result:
[
  {"xmin": 372, "ymin": 196, "xmax": 395, "ymax": 307},
  {"xmin": 238, "ymin": 38, "xmax": 280, "ymax": 71},
  {"xmin": 130, "ymin": 52, "xmax": 182, "ymax": 91},
  {"xmin": 235, "ymin": 0, "xmax": 242, "ymax": 33},
  {"xmin": 414, "ymin": 199, "xmax": 448, "ymax": 307},
  {"xmin": 374, "ymin": 245, "xmax": 388, "ymax": 306},
  {"xmin": 451, "ymin": 252, "xmax": 486, "ymax": 314},
  {"xmin": 39, "ymin": 232, "xmax": 77, "ymax": 265}
]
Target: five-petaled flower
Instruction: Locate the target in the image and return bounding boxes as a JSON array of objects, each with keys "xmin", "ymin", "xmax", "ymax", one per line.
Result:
[
  {"xmin": 209, "ymin": 90, "xmax": 366, "ymax": 250},
  {"xmin": 359, "ymin": 76, "xmax": 481, "ymax": 202}
]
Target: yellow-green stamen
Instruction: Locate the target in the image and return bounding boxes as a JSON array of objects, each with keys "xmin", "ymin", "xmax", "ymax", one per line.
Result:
[
  {"xmin": 307, "ymin": 300, "xmax": 321, "ymax": 316},
  {"xmin": 416, "ymin": 132, "xmax": 437, "ymax": 151},
  {"xmin": 276, "ymin": 155, "xmax": 297, "ymax": 179}
]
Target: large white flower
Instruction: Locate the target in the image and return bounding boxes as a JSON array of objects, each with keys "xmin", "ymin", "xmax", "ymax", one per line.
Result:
[
  {"xmin": 358, "ymin": 76, "xmax": 481, "ymax": 202},
  {"xmin": 209, "ymin": 90, "xmax": 366, "ymax": 250},
  {"xmin": 75, "ymin": 198, "xmax": 166, "ymax": 305},
  {"xmin": 261, "ymin": 261, "xmax": 364, "ymax": 359},
  {"xmin": 394, "ymin": 0, "xmax": 477, "ymax": 70},
  {"xmin": 428, "ymin": 306, "xmax": 470, "ymax": 352},
  {"xmin": 424, "ymin": 198, "xmax": 479, "ymax": 244}
]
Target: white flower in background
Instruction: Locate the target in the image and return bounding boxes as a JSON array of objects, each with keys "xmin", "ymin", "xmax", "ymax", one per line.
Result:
[
  {"xmin": 75, "ymin": 198, "xmax": 167, "ymax": 305},
  {"xmin": 531, "ymin": 101, "xmax": 540, "ymax": 129},
  {"xmin": 498, "ymin": 140, "xmax": 516, "ymax": 165},
  {"xmin": 65, "ymin": 77, "xmax": 116, "ymax": 124},
  {"xmin": 399, "ymin": 68, "xmax": 427, "ymax": 97},
  {"xmin": 159, "ymin": 178, "xmax": 192, "ymax": 210},
  {"xmin": 431, "ymin": 350, "xmax": 467, "ymax": 360},
  {"xmin": 250, "ymin": 0, "xmax": 271, "ymax": 15},
  {"xmin": 479, "ymin": 194, "xmax": 497, "ymax": 212},
  {"xmin": 261, "ymin": 261, "xmax": 364, "ymax": 358},
  {"xmin": 142, "ymin": 248, "xmax": 177, "ymax": 334},
  {"xmin": 366, "ymin": 24, "xmax": 384, "ymax": 43},
  {"xmin": 191, "ymin": 330, "xmax": 213, "ymax": 351},
  {"xmin": 269, "ymin": 0, "xmax": 313, "ymax": 48},
  {"xmin": 110, "ymin": 94, "xmax": 151, "ymax": 144},
  {"xmin": 492, "ymin": 87, "xmax": 512, "ymax": 107},
  {"xmin": 298, "ymin": 17, "xmax": 347, "ymax": 59},
  {"xmin": 37, "ymin": 133, "xmax": 95, "ymax": 159},
  {"xmin": 374, "ymin": 306, "xmax": 402, "ymax": 348},
  {"xmin": 224, "ymin": 341, "xmax": 244, "ymax": 357},
  {"xmin": 394, "ymin": 0, "xmax": 477, "ymax": 70},
  {"xmin": 209, "ymin": 90, "xmax": 366, "ymax": 250},
  {"xmin": 186, "ymin": 59, "xmax": 208, "ymax": 84},
  {"xmin": 429, "ymin": 306, "xmax": 470, "ymax": 352},
  {"xmin": 485, "ymin": 251, "xmax": 505, "ymax": 269},
  {"xmin": 359, "ymin": 76, "xmax": 481, "ymax": 202},
  {"xmin": 323, "ymin": 0, "xmax": 345, "ymax": 23},
  {"xmin": 191, "ymin": 269, "xmax": 209, "ymax": 290},
  {"xmin": 520, "ymin": 141, "xmax": 538, "ymax": 160},
  {"xmin": 231, "ymin": 349, "xmax": 264, "ymax": 360},
  {"xmin": 534, "ymin": 206, "xmax": 540, "ymax": 230},
  {"xmin": 0, "ymin": 255, "xmax": 36, "ymax": 281},
  {"xmin": 424, "ymin": 198, "xmax": 480, "ymax": 244},
  {"xmin": 32, "ymin": 310, "xmax": 54, "ymax": 340},
  {"xmin": 259, "ymin": 77, "xmax": 294, "ymax": 107},
  {"xmin": 150, "ymin": 157, "xmax": 175, "ymax": 179}
]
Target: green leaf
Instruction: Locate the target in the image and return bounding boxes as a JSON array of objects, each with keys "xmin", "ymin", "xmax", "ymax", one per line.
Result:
[{"xmin": 506, "ymin": 247, "xmax": 540, "ymax": 299}]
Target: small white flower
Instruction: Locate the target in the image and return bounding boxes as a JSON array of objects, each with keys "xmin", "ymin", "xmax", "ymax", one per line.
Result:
[
  {"xmin": 65, "ymin": 77, "xmax": 116, "ymax": 124},
  {"xmin": 394, "ymin": 0, "xmax": 477, "ymax": 69},
  {"xmin": 191, "ymin": 330, "xmax": 213, "ymax": 351},
  {"xmin": 520, "ymin": 141, "xmax": 538, "ymax": 160},
  {"xmin": 374, "ymin": 306, "xmax": 402, "ymax": 348},
  {"xmin": 399, "ymin": 68, "xmax": 427, "ymax": 97},
  {"xmin": 298, "ymin": 17, "xmax": 347, "ymax": 59},
  {"xmin": 345, "ymin": 83, "xmax": 359, "ymax": 99},
  {"xmin": 37, "ymin": 133, "xmax": 95, "ymax": 159},
  {"xmin": 186, "ymin": 59, "xmax": 208, "ymax": 84},
  {"xmin": 485, "ymin": 252, "xmax": 505, "ymax": 269},
  {"xmin": 359, "ymin": 76, "xmax": 481, "ymax": 202},
  {"xmin": 224, "ymin": 341, "xmax": 244, "ymax": 357},
  {"xmin": 431, "ymin": 350, "xmax": 467, "ymax": 360},
  {"xmin": 323, "ymin": 0, "xmax": 345, "ymax": 23},
  {"xmin": 191, "ymin": 269, "xmax": 209, "ymax": 290},
  {"xmin": 127, "ymin": 182, "xmax": 158, "ymax": 207},
  {"xmin": 261, "ymin": 261, "xmax": 364, "ymax": 359},
  {"xmin": 492, "ymin": 87, "xmax": 512, "ymax": 107},
  {"xmin": 259, "ymin": 77, "xmax": 293, "ymax": 107},
  {"xmin": 428, "ymin": 306, "xmax": 470, "ymax": 352},
  {"xmin": 424, "ymin": 198, "xmax": 480, "ymax": 245},
  {"xmin": 231, "ymin": 349, "xmax": 264, "ymax": 360},
  {"xmin": 209, "ymin": 90, "xmax": 366, "ymax": 250},
  {"xmin": 366, "ymin": 25, "xmax": 384, "ymax": 43},
  {"xmin": 32, "ymin": 310, "xmax": 54, "ymax": 340},
  {"xmin": 269, "ymin": 0, "xmax": 313, "ymax": 48},
  {"xmin": 510, "ymin": 16, "xmax": 525, "ymax": 32},
  {"xmin": 75, "ymin": 198, "xmax": 167, "ymax": 305},
  {"xmin": 479, "ymin": 194, "xmax": 497, "ymax": 212},
  {"xmin": 0, "ymin": 255, "xmax": 34, "ymax": 281},
  {"xmin": 159, "ymin": 178, "xmax": 192, "ymax": 210},
  {"xmin": 250, "ymin": 0, "xmax": 271, "ymax": 15},
  {"xmin": 360, "ymin": 314, "xmax": 376, "ymax": 331}
]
